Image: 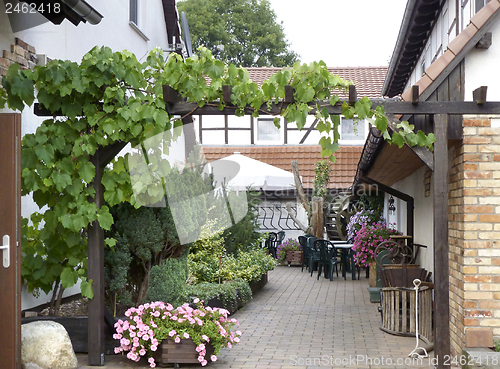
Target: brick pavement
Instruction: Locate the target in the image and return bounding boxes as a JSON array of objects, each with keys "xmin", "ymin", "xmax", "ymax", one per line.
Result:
[{"xmin": 77, "ymin": 266, "xmax": 440, "ymax": 368}]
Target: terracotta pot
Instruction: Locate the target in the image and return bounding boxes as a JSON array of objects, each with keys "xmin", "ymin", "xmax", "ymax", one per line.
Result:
[
  {"xmin": 286, "ymin": 250, "xmax": 303, "ymax": 265},
  {"xmin": 154, "ymin": 338, "xmax": 214, "ymax": 366}
]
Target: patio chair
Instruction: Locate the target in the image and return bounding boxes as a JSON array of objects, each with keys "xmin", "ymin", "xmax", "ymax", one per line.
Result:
[
  {"xmin": 314, "ymin": 239, "xmax": 341, "ymax": 280},
  {"xmin": 265, "ymin": 232, "xmax": 278, "ymax": 258},
  {"xmin": 306, "ymin": 236, "xmax": 319, "ymax": 276},
  {"xmin": 276, "ymin": 230, "xmax": 285, "ymax": 245},
  {"xmin": 298, "ymin": 235, "xmax": 309, "ymax": 272}
]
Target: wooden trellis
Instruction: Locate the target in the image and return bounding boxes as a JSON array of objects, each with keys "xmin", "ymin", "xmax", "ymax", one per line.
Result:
[{"xmin": 34, "ymin": 84, "xmax": 498, "ymax": 368}]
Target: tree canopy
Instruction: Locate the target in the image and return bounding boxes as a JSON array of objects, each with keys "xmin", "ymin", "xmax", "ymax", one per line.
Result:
[{"xmin": 177, "ymin": 0, "xmax": 299, "ymax": 67}]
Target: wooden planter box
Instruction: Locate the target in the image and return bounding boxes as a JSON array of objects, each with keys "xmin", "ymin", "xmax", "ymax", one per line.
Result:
[
  {"xmin": 154, "ymin": 338, "xmax": 214, "ymax": 366},
  {"xmin": 21, "ymin": 316, "xmax": 116, "ymax": 354},
  {"xmin": 249, "ymin": 272, "xmax": 268, "ymax": 295},
  {"xmin": 286, "ymin": 250, "xmax": 303, "ymax": 266}
]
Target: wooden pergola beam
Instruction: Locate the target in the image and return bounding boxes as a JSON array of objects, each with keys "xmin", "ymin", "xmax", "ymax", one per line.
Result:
[{"xmin": 168, "ymin": 100, "xmax": 500, "ymax": 116}]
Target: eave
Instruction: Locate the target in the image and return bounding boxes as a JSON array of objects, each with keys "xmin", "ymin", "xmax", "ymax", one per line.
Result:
[{"xmin": 382, "ymin": 0, "xmax": 445, "ymax": 97}]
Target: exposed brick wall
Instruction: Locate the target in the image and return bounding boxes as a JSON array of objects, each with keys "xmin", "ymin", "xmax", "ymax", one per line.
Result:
[
  {"xmin": 0, "ymin": 38, "xmax": 37, "ymax": 85},
  {"xmin": 449, "ymin": 140, "xmax": 465, "ymax": 356},
  {"xmin": 451, "ymin": 118, "xmax": 500, "ymax": 356}
]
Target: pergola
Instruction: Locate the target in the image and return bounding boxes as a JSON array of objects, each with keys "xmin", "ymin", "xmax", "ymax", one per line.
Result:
[{"xmin": 34, "ymin": 84, "xmax": 499, "ymax": 368}]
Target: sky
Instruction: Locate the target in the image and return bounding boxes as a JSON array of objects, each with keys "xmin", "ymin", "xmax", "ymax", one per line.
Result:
[{"xmin": 268, "ymin": 0, "xmax": 408, "ymax": 67}]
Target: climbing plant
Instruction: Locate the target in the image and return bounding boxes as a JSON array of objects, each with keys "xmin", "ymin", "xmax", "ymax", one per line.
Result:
[{"xmin": 0, "ymin": 45, "xmax": 435, "ymax": 300}]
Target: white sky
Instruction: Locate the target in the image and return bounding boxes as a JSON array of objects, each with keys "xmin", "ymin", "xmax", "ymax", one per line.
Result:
[{"xmin": 268, "ymin": 0, "xmax": 408, "ymax": 67}]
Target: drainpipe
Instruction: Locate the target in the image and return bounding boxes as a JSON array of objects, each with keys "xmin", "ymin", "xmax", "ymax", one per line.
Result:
[{"xmin": 61, "ymin": 0, "xmax": 103, "ymax": 25}]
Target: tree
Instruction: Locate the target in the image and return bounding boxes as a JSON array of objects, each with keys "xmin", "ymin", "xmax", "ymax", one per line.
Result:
[{"xmin": 177, "ymin": 0, "xmax": 299, "ymax": 67}]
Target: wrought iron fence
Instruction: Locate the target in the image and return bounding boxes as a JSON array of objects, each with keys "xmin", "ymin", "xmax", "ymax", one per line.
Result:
[{"xmin": 257, "ymin": 204, "xmax": 301, "ymax": 231}]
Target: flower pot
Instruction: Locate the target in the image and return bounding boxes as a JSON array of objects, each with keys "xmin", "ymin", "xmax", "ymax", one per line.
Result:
[
  {"xmin": 286, "ymin": 250, "xmax": 303, "ymax": 266},
  {"xmin": 154, "ymin": 338, "xmax": 214, "ymax": 366}
]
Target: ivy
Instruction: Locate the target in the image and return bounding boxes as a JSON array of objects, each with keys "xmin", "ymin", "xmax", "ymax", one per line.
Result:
[{"xmin": 0, "ymin": 45, "xmax": 434, "ymax": 300}]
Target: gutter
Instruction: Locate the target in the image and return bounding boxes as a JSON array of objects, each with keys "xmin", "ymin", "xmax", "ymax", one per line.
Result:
[
  {"xmin": 61, "ymin": 0, "xmax": 103, "ymax": 25},
  {"xmin": 382, "ymin": 0, "xmax": 419, "ymax": 97}
]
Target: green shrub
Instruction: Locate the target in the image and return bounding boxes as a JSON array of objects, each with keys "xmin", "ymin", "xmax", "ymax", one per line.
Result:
[
  {"xmin": 147, "ymin": 257, "xmax": 187, "ymax": 307},
  {"xmin": 222, "ymin": 190, "xmax": 262, "ymax": 255},
  {"xmin": 189, "ymin": 248, "xmax": 275, "ymax": 284},
  {"xmin": 183, "ymin": 279, "xmax": 252, "ymax": 311}
]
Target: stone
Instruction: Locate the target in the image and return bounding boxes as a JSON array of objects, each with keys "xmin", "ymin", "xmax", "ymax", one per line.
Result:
[{"xmin": 21, "ymin": 321, "xmax": 78, "ymax": 369}]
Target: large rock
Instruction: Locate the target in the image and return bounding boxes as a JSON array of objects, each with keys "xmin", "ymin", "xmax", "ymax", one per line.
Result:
[{"xmin": 22, "ymin": 321, "xmax": 78, "ymax": 369}]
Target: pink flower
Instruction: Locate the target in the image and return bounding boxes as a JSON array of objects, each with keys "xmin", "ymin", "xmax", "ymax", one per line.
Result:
[
  {"xmin": 193, "ymin": 298, "xmax": 200, "ymax": 303},
  {"xmin": 201, "ymin": 360, "xmax": 208, "ymax": 366},
  {"xmin": 202, "ymin": 335, "xmax": 209, "ymax": 342},
  {"xmin": 183, "ymin": 332, "xmax": 190, "ymax": 339},
  {"xmin": 139, "ymin": 348, "xmax": 146, "ymax": 356},
  {"xmin": 234, "ymin": 337, "xmax": 240, "ymax": 343},
  {"xmin": 168, "ymin": 330, "xmax": 176, "ymax": 337},
  {"xmin": 174, "ymin": 336, "xmax": 181, "ymax": 343},
  {"xmin": 211, "ymin": 355, "xmax": 217, "ymax": 362},
  {"xmin": 198, "ymin": 355, "xmax": 204, "ymax": 362}
]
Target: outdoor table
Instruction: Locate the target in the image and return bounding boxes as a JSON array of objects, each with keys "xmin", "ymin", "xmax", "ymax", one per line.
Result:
[{"xmin": 332, "ymin": 243, "xmax": 356, "ymax": 280}]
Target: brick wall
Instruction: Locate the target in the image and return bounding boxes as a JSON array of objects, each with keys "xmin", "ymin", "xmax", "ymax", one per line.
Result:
[
  {"xmin": 449, "ymin": 139, "xmax": 465, "ymax": 357},
  {"xmin": 0, "ymin": 38, "xmax": 37, "ymax": 85},
  {"xmin": 451, "ymin": 117, "xmax": 500, "ymax": 355}
]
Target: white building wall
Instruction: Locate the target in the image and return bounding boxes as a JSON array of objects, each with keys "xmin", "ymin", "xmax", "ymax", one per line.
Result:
[
  {"xmin": 464, "ymin": 17, "xmax": 500, "ymax": 101},
  {"xmin": 388, "ymin": 166, "xmax": 435, "ymax": 277},
  {"xmin": 406, "ymin": 0, "xmax": 479, "ymax": 90}
]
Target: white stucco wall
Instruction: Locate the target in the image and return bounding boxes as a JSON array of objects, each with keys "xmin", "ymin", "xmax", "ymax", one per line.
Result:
[
  {"xmin": 464, "ymin": 18, "xmax": 500, "ymax": 101},
  {"xmin": 389, "ymin": 166, "xmax": 435, "ymax": 277}
]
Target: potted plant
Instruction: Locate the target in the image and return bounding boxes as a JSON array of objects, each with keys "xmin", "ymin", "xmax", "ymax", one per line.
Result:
[
  {"xmin": 113, "ymin": 299, "xmax": 241, "ymax": 367},
  {"xmin": 351, "ymin": 222, "xmax": 401, "ymax": 286},
  {"xmin": 276, "ymin": 238, "xmax": 302, "ymax": 266}
]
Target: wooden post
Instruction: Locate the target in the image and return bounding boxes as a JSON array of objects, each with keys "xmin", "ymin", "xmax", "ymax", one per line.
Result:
[
  {"xmin": 88, "ymin": 152, "xmax": 105, "ymax": 366},
  {"xmin": 311, "ymin": 197, "xmax": 324, "ymax": 238},
  {"xmin": 433, "ymin": 114, "xmax": 450, "ymax": 367},
  {"xmin": 0, "ymin": 114, "xmax": 22, "ymax": 369},
  {"xmin": 87, "ymin": 141, "xmax": 126, "ymax": 366}
]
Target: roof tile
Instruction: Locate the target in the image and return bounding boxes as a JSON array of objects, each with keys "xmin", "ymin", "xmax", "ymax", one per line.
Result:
[
  {"xmin": 202, "ymin": 145, "xmax": 363, "ymax": 189},
  {"xmin": 245, "ymin": 67, "xmax": 387, "ymax": 100}
]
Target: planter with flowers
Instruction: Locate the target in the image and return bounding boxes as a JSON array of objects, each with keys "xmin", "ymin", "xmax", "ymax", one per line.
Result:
[
  {"xmin": 276, "ymin": 238, "xmax": 302, "ymax": 266},
  {"xmin": 351, "ymin": 222, "xmax": 401, "ymax": 287},
  {"xmin": 114, "ymin": 299, "xmax": 241, "ymax": 367}
]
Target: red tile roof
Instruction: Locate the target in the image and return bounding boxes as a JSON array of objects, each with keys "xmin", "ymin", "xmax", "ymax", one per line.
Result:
[
  {"xmin": 202, "ymin": 145, "xmax": 363, "ymax": 190},
  {"xmin": 245, "ymin": 66, "xmax": 387, "ymax": 99}
]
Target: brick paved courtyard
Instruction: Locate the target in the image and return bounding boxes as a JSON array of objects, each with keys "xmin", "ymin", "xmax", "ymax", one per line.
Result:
[{"xmin": 78, "ymin": 266, "xmax": 439, "ymax": 368}]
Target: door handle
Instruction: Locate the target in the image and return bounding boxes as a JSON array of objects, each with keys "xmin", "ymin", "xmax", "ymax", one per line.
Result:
[{"xmin": 0, "ymin": 235, "xmax": 10, "ymax": 268}]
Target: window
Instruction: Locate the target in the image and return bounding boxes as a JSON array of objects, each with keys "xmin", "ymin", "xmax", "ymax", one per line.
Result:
[
  {"xmin": 130, "ymin": 0, "xmax": 138, "ymax": 24},
  {"xmin": 257, "ymin": 118, "xmax": 280, "ymax": 142},
  {"xmin": 129, "ymin": 0, "xmax": 149, "ymax": 41},
  {"xmin": 340, "ymin": 118, "xmax": 365, "ymax": 142},
  {"xmin": 475, "ymin": 0, "xmax": 486, "ymax": 13}
]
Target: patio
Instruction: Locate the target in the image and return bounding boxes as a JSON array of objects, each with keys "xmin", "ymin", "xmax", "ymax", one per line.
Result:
[{"xmin": 77, "ymin": 265, "xmax": 445, "ymax": 369}]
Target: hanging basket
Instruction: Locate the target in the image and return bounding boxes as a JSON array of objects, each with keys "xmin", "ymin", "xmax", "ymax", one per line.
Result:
[{"xmin": 154, "ymin": 338, "xmax": 214, "ymax": 366}]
